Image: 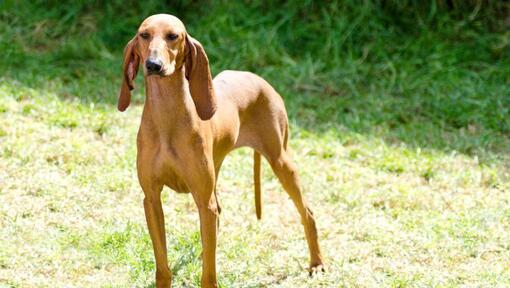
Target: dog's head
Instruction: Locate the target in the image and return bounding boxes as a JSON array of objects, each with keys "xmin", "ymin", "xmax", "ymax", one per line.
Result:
[{"xmin": 118, "ymin": 14, "xmax": 216, "ymax": 120}]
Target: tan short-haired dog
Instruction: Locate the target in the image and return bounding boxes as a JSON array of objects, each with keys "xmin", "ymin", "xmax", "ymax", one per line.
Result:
[{"xmin": 118, "ymin": 14, "xmax": 324, "ymax": 287}]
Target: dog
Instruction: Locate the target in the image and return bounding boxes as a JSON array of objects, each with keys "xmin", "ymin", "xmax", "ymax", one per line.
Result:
[{"xmin": 118, "ymin": 14, "xmax": 324, "ymax": 287}]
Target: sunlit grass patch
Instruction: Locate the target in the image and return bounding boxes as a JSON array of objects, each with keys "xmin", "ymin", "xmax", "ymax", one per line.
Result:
[{"xmin": 1, "ymin": 76, "xmax": 510, "ymax": 287}]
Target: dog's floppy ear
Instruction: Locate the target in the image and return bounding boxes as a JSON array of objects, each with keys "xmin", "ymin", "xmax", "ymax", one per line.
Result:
[
  {"xmin": 185, "ymin": 34, "xmax": 217, "ymax": 120},
  {"xmin": 118, "ymin": 36, "xmax": 140, "ymax": 112}
]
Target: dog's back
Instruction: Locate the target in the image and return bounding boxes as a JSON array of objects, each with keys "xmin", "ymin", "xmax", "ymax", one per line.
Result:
[{"xmin": 212, "ymin": 70, "xmax": 288, "ymax": 157}]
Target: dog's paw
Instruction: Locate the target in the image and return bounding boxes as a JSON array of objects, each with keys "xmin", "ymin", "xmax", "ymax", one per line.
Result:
[
  {"xmin": 155, "ymin": 279, "xmax": 171, "ymax": 288},
  {"xmin": 308, "ymin": 262, "xmax": 325, "ymax": 276},
  {"xmin": 155, "ymin": 270, "xmax": 172, "ymax": 288}
]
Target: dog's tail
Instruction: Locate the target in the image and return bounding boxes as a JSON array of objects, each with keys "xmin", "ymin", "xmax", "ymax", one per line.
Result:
[{"xmin": 254, "ymin": 150, "xmax": 262, "ymax": 220}]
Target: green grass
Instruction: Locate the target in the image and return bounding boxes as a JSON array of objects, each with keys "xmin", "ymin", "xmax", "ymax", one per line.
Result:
[{"xmin": 1, "ymin": 1, "xmax": 509, "ymax": 287}]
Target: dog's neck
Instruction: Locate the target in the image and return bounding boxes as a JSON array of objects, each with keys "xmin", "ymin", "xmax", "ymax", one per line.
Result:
[{"xmin": 142, "ymin": 67, "xmax": 199, "ymax": 141}]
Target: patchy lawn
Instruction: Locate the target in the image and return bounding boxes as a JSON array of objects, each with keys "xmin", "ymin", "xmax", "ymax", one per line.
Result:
[{"xmin": 0, "ymin": 77, "xmax": 509, "ymax": 287}]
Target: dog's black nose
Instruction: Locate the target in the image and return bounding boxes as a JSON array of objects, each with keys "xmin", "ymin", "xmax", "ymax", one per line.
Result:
[{"xmin": 146, "ymin": 58, "xmax": 163, "ymax": 73}]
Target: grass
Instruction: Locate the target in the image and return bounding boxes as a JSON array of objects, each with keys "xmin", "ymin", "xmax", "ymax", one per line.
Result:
[{"xmin": 0, "ymin": 1, "xmax": 509, "ymax": 287}]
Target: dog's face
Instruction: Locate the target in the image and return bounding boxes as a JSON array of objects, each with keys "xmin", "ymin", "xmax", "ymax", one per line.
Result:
[
  {"xmin": 117, "ymin": 14, "xmax": 217, "ymax": 120},
  {"xmin": 137, "ymin": 14, "xmax": 187, "ymax": 77}
]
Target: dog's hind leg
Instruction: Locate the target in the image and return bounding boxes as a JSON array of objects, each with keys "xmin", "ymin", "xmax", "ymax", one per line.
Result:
[{"xmin": 267, "ymin": 149, "xmax": 325, "ymax": 273}]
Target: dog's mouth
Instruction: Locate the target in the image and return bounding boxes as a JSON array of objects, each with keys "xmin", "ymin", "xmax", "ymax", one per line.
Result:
[
  {"xmin": 147, "ymin": 66, "xmax": 175, "ymax": 77},
  {"xmin": 147, "ymin": 70, "xmax": 167, "ymax": 77}
]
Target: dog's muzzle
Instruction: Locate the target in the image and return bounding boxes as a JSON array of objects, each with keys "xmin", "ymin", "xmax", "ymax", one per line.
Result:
[{"xmin": 146, "ymin": 58, "xmax": 163, "ymax": 75}]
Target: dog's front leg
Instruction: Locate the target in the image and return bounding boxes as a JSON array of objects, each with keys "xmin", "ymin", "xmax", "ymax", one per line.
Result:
[
  {"xmin": 193, "ymin": 189, "xmax": 219, "ymax": 288},
  {"xmin": 140, "ymin": 179, "xmax": 172, "ymax": 288},
  {"xmin": 186, "ymin": 156, "xmax": 218, "ymax": 288}
]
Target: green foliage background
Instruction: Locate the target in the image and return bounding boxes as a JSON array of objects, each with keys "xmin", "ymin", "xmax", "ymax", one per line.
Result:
[{"xmin": 1, "ymin": 1, "xmax": 509, "ymax": 156}]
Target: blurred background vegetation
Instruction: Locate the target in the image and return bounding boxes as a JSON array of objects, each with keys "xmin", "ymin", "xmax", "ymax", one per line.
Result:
[{"xmin": 1, "ymin": 0, "xmax": 509, "ymax": 155}]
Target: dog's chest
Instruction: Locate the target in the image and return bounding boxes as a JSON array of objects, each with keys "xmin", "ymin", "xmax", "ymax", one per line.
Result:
[{"xmin": 155, "ymin": 147, "xmax": 190, "ymax": 193}]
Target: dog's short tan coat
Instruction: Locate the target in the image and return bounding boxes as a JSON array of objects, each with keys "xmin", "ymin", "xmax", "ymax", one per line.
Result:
[{"xmin": 118, "ymin": 14, "xmax": 324, "ymax": 287}]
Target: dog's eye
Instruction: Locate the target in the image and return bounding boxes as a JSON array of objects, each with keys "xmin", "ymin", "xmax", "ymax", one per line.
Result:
[
  {"xmin": 166, "ymin": 33, "xmax": 178, "ymax": 41},
  {"xmin": 140, "ymin": 32, "xmax": 150, "ymax": 39}
]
